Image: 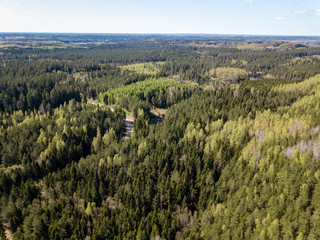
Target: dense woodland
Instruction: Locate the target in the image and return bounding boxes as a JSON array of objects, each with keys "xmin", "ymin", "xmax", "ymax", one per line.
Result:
[{"xmin": 1, "ymin": 33, "xmax": 320, "ymax": 239}]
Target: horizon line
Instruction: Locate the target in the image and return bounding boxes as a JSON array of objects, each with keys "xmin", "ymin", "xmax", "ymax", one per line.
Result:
[{"xmin": 1, "ymin": 32, "xmax": 320, "ymax": 38}]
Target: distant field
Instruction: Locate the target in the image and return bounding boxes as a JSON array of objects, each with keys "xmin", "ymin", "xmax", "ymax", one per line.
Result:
[
  {"xmin": 120, "ymin": 62, "xmax": 165, "ymax": 75},
  {"xmin": 240, "ymin": 78, "xmax": 295, "ymax": 91},
  {"xmin": 209, "ymin": 67, "xmax": 249, "ymax": 83},
  {"xmin": 237, "ymin": 44, "xmax": 266, "ymax": 51},
  {"xmin": 237, "ymin": 41, "xmax": 308, "ymax": 51},
  {"xmin": 0, "ymin": 44, "xmax": 16, "ymax": 49},
  {"xmin": 0, "ymin": 41, "xmax": 90, "ymax": 50}
]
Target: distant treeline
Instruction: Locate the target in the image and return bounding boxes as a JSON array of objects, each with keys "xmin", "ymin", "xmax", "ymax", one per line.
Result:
[{"xmin": 1, "ymin": 35, "xmax": 320, "ymax": 239}]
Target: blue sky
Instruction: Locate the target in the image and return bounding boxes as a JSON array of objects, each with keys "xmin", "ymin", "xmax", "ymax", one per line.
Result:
[{"xmin": 0, "ymin": 0, "xmax": 319, "ymax": 35}]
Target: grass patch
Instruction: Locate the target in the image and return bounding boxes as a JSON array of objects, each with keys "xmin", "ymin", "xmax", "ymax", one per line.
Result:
[
  {"xmin": 101, "ymin": 77, "xmax": 188, "ymax": 101},
  {"xmin": 100, "ymin": 77, "xmax": 192, "ymax": 109},
  {"xmin": 209, "ymin": 67, "xmax": 249, "ymax": 83},
  {"xmin": 121, "ymin": 62, "xmax": 165, "ymax": 75},
  {"xmin": 240, "ymin": 78, "xmax": 295, "ymax": 91}
]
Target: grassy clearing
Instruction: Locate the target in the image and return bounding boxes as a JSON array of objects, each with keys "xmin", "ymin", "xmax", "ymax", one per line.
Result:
[
  {"xmin": 0, "ymin": 45, "xmax": 16, "ymax": 49},
  {"xmin": 120, "ymin": 62, "xmax": 165, "ymax": 75},
  {"xmin": 209, "ymin": 67, "xmax": 248, "ymax": 83},
  {"xmin": 240, "ymin": 78, "xmax": 294, "ymax": 91},
  {"xmin": 150, "ymin": 108, "xmax": 167, "ymax": 117},
  {"xmin": 101, "ymin": 78, "xmax": 188, "ymax": 102},
  {"xmin": 237, "ymin": 44, "xmax": 266, "ymax": 51}
]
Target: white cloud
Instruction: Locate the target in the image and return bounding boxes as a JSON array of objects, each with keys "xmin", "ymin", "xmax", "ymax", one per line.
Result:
[
  {"xmin": 244, "ymin": 0, "xmax": 254, "ymax": 3},
  {"xmin": 293, "ymin": 9, "xmax": 320, "ymax": 17},
  {"xmin": 294, "ymin": 10, "xmax": 306, "ymax": 15},
  {"xmin": 273, "ymin": 17, "xmax": 286, "ymax": 20}
]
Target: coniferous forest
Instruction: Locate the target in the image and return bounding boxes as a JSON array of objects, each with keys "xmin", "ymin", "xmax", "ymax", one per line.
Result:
[{"xmin": 1, "ymin": 33, "xmax": 320, "ymax": 239}]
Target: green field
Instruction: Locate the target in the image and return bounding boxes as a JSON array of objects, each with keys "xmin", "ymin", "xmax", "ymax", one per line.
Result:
[
  {"xmin": 120, "ymin": 62, "xmax": 165, "ymax": 75},
  {"xmin": 100, "ymin": 77, "xmax": 190, "ymax": 109}
]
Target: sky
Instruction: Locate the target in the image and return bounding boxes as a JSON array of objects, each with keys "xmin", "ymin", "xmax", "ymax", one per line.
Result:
[{"xmin": 0, "ymin": 0, "xmax": 320, "ymax": 36}]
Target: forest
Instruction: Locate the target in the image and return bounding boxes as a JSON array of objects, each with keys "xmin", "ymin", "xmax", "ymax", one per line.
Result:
[{"xmin": 1, "ymin": 33, "xmax": 320, "ymax": 239}]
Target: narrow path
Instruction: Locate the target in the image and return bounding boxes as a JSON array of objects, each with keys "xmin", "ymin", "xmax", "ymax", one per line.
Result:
[
  {"xmin": 88, "ymin": 99, "xmax": 133, "ymax": 139},
  {"xmin": 124, "ymin": 115, "xmax": 134, "ymax": 139},
  {"xmin": 4, "ymin": 224, "xmax": 13, "ymax": 240}
]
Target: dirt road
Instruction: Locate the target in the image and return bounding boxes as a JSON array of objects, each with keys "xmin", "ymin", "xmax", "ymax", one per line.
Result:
[{"xmin": 124, "ymin": 115, "xmax": 134, "ymax": 139}]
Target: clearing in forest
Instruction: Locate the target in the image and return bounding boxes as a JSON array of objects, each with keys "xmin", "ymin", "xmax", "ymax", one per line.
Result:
[
  {"xmin": 124, "ymin": 114, "xmax": 134, "ymax": 139},
  {"xmin": 120, "ymin": 62, "xmax": 165, "ymax": 75}
]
